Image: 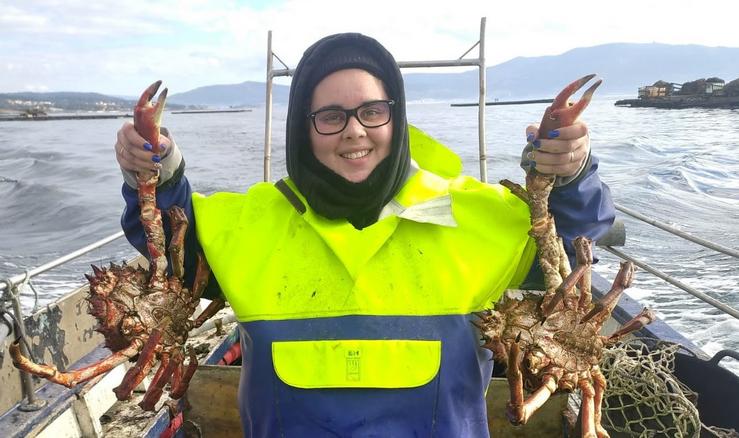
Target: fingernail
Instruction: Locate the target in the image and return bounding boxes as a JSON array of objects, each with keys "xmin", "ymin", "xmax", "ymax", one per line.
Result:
[
  {"xmin": 548, "ymin": 129, "xmax": 560, "ymax": 138},
  {"xmin": 143, "ymin": 142, "xmax": 153, "ymax": 151},
  {"xmin": 533, "ymin": 139, "xmax": 541, "ymax": 149},
  {"xmin": 152, "ymin": 155, "xmax": 161, "ymax": 163},
  {"xmin": 526, "ymin": 133, "xmax": 534, "ymax": 142}
]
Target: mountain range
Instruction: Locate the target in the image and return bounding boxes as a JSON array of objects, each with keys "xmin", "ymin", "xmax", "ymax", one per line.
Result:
[{"xmin": 2, "ymin": 43, "xmax": 738, "ymax": 111}]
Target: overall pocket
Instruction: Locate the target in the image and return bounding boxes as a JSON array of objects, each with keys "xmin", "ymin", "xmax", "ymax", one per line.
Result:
[{"xmin": 272, "ymin": 339, "xmax": 442, "ymax": 437}]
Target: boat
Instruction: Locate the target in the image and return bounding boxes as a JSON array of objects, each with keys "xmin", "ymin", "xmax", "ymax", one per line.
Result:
[{"xmin": 2, "ymin": 18, "xmax": 738, "ymax": 437}]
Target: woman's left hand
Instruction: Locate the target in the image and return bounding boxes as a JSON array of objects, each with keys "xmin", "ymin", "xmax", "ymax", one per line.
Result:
[{"xmin": 525, "ymin": 121, "xmax": 589, "ymax": 177}]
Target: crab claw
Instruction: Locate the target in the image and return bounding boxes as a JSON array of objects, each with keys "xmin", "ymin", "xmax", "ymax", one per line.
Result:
[
  {"xmin": 539, "ymin": 74, "xmax": 602, "ymax": 138},
  {"xmin": 134, "ymin": 80, "xmax": 168, "ymax": 155}
]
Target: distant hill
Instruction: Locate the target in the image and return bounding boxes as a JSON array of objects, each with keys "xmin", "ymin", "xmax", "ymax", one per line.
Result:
[
  {"xmin": 404, "ymin": 43, "xmax": 739, "ymax": 101},
  {"xmin": 167, "ymin": 81, "xmax": 289, "ymax": 107},
  {"xmin": 2, "ymin": 43, "xmax": 738, "ymax": 111},
  {"xmin": 0, "ymin": 92, "xmax": 134, "ymax": 112},
  {"xmin": 158, "ymin": 43, "xmax": 739, "ymax": 105},
  {"xmin": 0, "ymin": 91, "xmax": 185, "ymax": 112}
]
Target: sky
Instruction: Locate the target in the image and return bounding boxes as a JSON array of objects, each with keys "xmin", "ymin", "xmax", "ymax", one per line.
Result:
[{"xmin": 2, "ymin": 0, "xmax": 739, "ymax": 96}]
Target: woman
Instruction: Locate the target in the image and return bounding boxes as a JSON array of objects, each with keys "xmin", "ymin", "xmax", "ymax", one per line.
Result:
[{"xmin": 115, "ymin": 33, "xmax": 614, "ymax": 437}]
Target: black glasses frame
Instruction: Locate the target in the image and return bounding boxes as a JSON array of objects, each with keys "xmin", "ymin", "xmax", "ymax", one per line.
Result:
[{"xmin": 307, "ymin": 99, "xmax": 395, "ymax": 135}]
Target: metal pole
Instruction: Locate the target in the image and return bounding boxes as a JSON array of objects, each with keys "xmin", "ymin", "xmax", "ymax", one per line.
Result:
[
  {"xmin": 616, "ymin": 203, "xmax": 739, "ymax": 259},
  {"xmin": 263, "ymin": 31, "xmax": 274, "ymax": 182},
  {"xmin": 4, "ymin": 283, "xmax": 46, "ymax": 411},
  {"xmin": 477, "ymin": 17, "xmax": 487, "ymax": 182},
  {"xmin": 0, "ymin": 231, "xmax": 124, "ymax": 294},
  {"xmin": 603, "ymin": 246, "xmax": 739, "ymax": 320}
]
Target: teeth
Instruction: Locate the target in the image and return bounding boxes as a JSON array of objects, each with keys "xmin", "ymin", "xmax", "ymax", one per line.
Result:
[{"xmin": 341, "ymin": 150, "xmax": 370, "ymax": 160}]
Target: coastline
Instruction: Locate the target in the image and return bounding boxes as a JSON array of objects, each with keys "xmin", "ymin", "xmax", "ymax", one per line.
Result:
[
  {"xmin": 615, "ymin": 95, "xmax": 739, "ymax": 109},
  {"xmin": 0, "ymin": 113, "xmax": 132, "ymax": 122}
]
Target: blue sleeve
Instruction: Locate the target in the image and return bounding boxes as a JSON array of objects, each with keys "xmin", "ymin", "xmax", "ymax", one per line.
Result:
[
  {"xmin": 121, "ymin": 177, "xmax": 222, "ymax": 299},
  {"xmin": 521, "ymin": 154, "xmax": 616, "ymax": 288}
]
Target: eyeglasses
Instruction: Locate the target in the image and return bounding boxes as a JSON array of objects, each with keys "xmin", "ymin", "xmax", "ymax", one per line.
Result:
[{"xmin": 307, "ymin": 100, "xmax": 395, "ymax": 135}]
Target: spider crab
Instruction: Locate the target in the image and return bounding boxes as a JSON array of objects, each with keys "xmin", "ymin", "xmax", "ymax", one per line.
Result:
[
  {"xmin": 10, "ymin": 81, "xmax": 226, "ymax": 411},
  {"xmin": 476, "ymin": 75, "xmax": 657, "ymax": 438}
]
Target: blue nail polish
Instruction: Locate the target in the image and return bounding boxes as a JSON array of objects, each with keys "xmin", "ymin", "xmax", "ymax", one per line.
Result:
[
  {"xmin": 152, "ymin": 155, "xmax": 161, "ymax": 163},
  {"xmin": 143, "ymin": 142, "xmax": 153, "ymax": 151},
  {"xmin": 526, "ymin": 133, "xmax": 534, "ymax": 142},
  {"xmin": 548, "ymin": 129, "xmax": 560, "ymax": 138},
  {"xmin": 533, "ymin": 139, "xmax": 541, "ymax": 149}
]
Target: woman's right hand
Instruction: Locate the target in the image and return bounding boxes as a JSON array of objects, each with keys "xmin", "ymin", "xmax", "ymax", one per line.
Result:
[{"xmin": 114, "ymin": 121, "xmax": 171, "ymax": 174}]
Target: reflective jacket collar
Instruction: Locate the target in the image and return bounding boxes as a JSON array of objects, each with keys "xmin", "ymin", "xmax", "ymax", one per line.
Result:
[
  {"xmin": 378, "ymin": 161, "xmax": 457, "ymax": 227},
  {"xmin": 280, "ymin": 165, "xmax": 455, "ymax": 278},
  {"xmin": 282, "ymin": 161, "xmax": 456, "ymax": 228}
]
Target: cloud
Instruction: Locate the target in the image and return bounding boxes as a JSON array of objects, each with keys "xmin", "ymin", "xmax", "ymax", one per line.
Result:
[{"xmin": 2, "ymin": 0, "xmax": 738, "ymax": 94}]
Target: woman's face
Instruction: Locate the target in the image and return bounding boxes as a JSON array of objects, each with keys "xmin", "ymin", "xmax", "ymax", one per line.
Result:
[{"xmin": 309, "ymin": 69, "xmax": 392, "ymax": 183}]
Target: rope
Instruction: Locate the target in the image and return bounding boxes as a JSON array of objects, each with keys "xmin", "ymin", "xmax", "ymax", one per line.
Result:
[
  {"xmin": 1, "ymin": 278, "xmax": 12, "ymax": 303},
  {"xmin": 600, "ymin": 339, "xmax": 739, "ymax": 437},
  {"xmin": 18, "ymin": 269, "xmax": 40, "ymax": 313},
  {"xmin": 0, "ymin": 277, "xmax": 38, "ymax": 362},
  {"xmin": 0, "ymin": 308, "xmax": 37, "ymax": 362}
]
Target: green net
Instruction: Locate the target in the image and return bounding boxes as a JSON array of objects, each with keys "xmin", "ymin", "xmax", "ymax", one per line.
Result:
[{"xmin": 599, "ymin": 339, "xmax": 738, "ymax": 438}]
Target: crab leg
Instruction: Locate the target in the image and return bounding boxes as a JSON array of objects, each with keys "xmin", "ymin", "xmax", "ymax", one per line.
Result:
[
  {"xmin": 500, "ymin": 176, "xmax": 566, "ymax": 309},
  {"xmin": 576, "ymin": 239, "xmax": 594, "ymax": 313},
  {"xmin": 557, "ymin": 237, "xmax": 573, "ymax": 285},
  {"xmin": 579, "ymin": 378, "xmax": 598, "ymax": 438},
  {"xmin": 542, "ymin": 237, "xmax": 592, "ymax": 317},
  {"xmin": 581, "ymin": 261, "xmax": 635, "ymax": 326},
  {"xmin": 170, "ymin": 351, "xmax": 198, "ymax": 399},
  {"xmin": 500, "ymin": 176, "xmax": 563, "ymax": 304},
  {"xmin": 190, "ymin": 299, "xmax": 225, "ymax": 330},
  {"xmin": 9, "ymin": 339, "xmax": 142, "ymax": 388},
  {"xmin": 134, "ymin": 80, "xmax": 167, "ymax": 157},
  {"xmin": 539, "ymin": 74, "xmax": 602, "ymax": 133},
  {"xmin": 168, "ymin": 206, "xmax": 188, "ymax": 280},
  {"xmin": 499, "ymin": 179, "xmax": 530, "ymax": 204},
  {"xmin": 591, "ymin": 366, "xmax": 610, "ymax": 438},
  {"xmin": 529, "ymin": 75, "xmax": 602, "ymax": 307},
  {"xmin": 606, "ymin": 307, "xmax": 657, "ymax": 343},
  {"xmin": 139, "ymin": 352, "xmax": 178, "ymax": 411},
  {"xmin": 507, "ymin": 340, "xmax": 564, "ymax": 425},
  {"xmin": 191, "ymin": 253, "xmax": 212, "ymax": 302},
  {"xmin": 134, "ymin": 80, "xmax": 169, "ymax": 291},
  {"xmin": 506, "ymin": 341, "xmax": 526, "ymax": 424},
  {"xmin": 113, "ymin": 329, "xmax": 162, "ymax": 400}
]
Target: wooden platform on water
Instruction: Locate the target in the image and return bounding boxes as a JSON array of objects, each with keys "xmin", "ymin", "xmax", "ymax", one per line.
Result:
[
  {"xmin": 170, "ymin": 109, "xmax": 252, "ymax": 114},
  {"xmin": 451, "ymin": 98, "xmax": 554, "ymax": 107}
]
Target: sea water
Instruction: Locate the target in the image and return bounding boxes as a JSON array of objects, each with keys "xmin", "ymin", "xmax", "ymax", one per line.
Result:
[{"xmin": 1, "ymin": 98, "xmax": 737, "ymax": 373}]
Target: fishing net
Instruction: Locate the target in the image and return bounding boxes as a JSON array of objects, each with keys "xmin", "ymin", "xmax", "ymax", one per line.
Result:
[{"xmin": 599, "ymin": 339, "xmax": 738, "ymax": 438}]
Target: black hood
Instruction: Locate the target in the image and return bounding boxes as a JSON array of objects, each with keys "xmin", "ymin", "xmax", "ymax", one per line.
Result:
[{"xmin": 285, "ymin": 33, "xmax": 410, "ymax": 229}]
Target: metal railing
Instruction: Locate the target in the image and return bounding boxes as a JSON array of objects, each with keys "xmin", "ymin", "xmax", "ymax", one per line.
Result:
[
  {"xmin": 0, "ymin": 231, "xmax": 125, "ymax": 411},
  {"xmin": 0, "ymin": 231, "xmax": 125, "ymax": 295},
  {"xmin": 602, "ymin": 204, "xmax": 739, "ymax": 320}
]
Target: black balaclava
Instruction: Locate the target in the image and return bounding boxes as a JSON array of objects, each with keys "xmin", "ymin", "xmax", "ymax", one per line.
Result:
[{"xmin": 285, "ymin": 33, "xmax": 410, "ymax": 229}]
